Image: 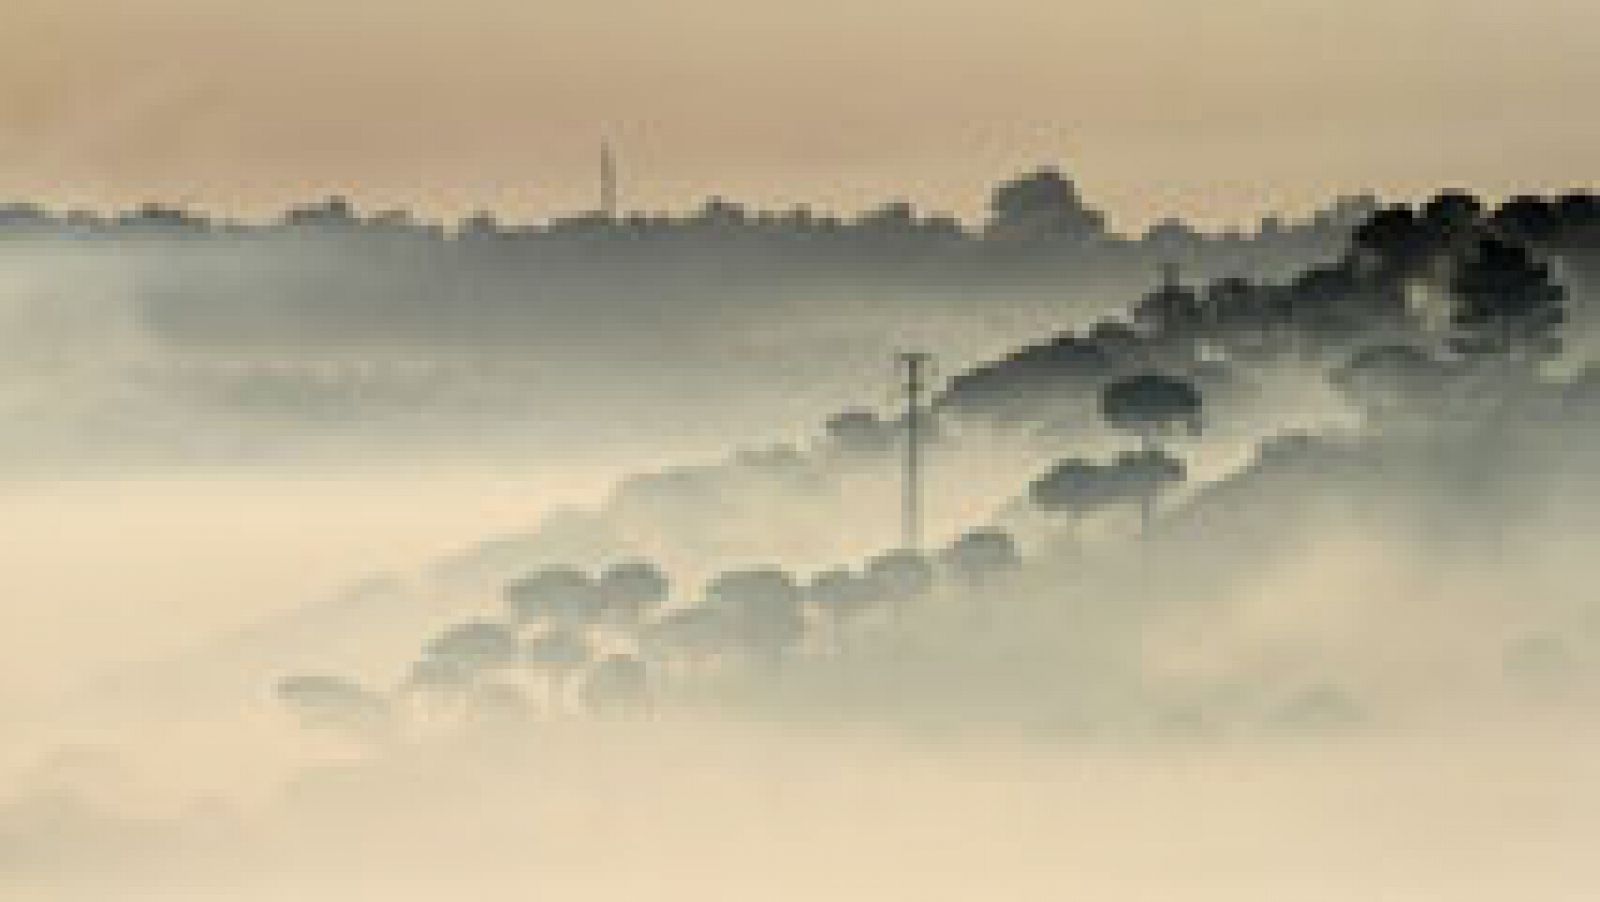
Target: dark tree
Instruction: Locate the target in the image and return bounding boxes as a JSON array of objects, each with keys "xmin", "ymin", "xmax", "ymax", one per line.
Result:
[
  {"xmin": 1040, "ymin": 376, "xmax": 1198, "ymax": 536},
  {"xmin": 938, "ymin": 333, "xmax": 1115, "ymax": 424},
  {"xmin": 1029, "ymin": 458, "xmax": 1129, "ymax": 515},
  {"xmin": 1490, "ymin": 196, "xmax": 1562, "ymax": 244},
  {"xmin": 939, "ymin": 528, "xmax": 1021, "ymax": 587},
  {"xmin": 985, "ymin": 168, "xmax": 1106, "ymax": 242},
  {"xmin": 1030, "ymin": 451, "xmax": 1185, "ymax": 531},
  {"xmin": 1100, "ymin": 373, "xmax": 1203, "ymax": 454},
  {"xmin": 1421, "ymin": 190, "xmax": 1484, "ymax": 238},
  {"xmin": 1352, "ymin": 205, "xmax": 1433, "ymax": 275},
  {"xmin": 824, "ymin": 409, "xmax": 897, "ymax": 456},
  {"xmin": 1449, "ymin": 236, "xmax": 1565, "ymax": 362},
  {"xmin": 1133, "ymin": 264, "xmax": 1205, "ymax": 342}
]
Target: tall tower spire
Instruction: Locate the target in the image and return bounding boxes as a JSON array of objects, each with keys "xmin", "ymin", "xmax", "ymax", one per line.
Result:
[{"xmin": 600, "ymin": 140, "xmax": 617, "ymax": 219}]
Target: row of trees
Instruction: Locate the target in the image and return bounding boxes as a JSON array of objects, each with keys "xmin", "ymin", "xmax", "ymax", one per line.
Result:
[
  {"xmin": 277, "ymin": 528, "xmax": 1023, "ymax": 732},
  {"xmin": 0, "ymin": 168, "xmax": 1377, "ymax": 249}
]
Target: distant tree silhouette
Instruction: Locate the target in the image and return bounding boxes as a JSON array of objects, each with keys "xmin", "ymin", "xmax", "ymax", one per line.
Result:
[
  {"xmin": 703, "ymin": 567, "xmax": 807, "ymax": 664},
  {"xmin": 939, "ymin": 528, "xmax": 1021, "ymax": 587},
  {"xmin": 423, "ymin": 621, "xmax": 521, "ymax": 674},
  {"xmin": 863, "ymin": 549, "xmax": 936, "ymax": 609},
  {"xmin": 505, "ymin": 566, "xmax": 603, "ymax": 628},
  {"xmin": 1029, "ymin": 451, "xmax": 1185, "ymax": 530},
  {"xmin": 1100, "ymin": 373, "xmax": 1203, "ymax": 452},
  {"xmin": 1133, "ymin": 264, "xmax": 1206, "ymax": 345},
  {"xmin": 985, "ymin": 168, "xmax": 1107, "ymax": 242},
  {"xmin": 938, "ymin": 333, "xmax": 1115, "ymax": 423},
  {"xmin": 596, "ymin": 560, "xmax": 669, "ymax": 624},
  {"xmin": 276, "ymin": 674, "xmax": 391, "ymax": 735},
  {"xmin": 524, "ymin": 627, "xmax": 592, "ymax": 711},
  {"xmin": 1421, "ymin": 190, "xmax": 1484, "ymax": 241},
  {"xmin": 1030, "ymin": 458, "xmax": 1129, "ymax": 515},
  {"xmin": 824, "ymin": 409, "xmax": 897, "ymax": 457},
  {"xmin": 1449, "ymin": 236, "xmax": 1565, "ymax": 363},
  {"xmin": 1352, "ymin": 205, "xmax": 1434, "ymax": 276},
  {"xmin": 805, "ymin": 567, "xmax": 876, "ymax": 652},
  {"xmin": 404, "ymin": 655, "xmax": 475, "ymax": 694},
  {"xmin": 1099, "ymin": 373, "xmax": 1201, "ymax": 533}
]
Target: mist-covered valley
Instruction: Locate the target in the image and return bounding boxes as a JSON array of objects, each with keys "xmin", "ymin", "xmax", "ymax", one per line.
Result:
[{"xmin": 6, "ymin": 177, "xmax": 1600, "ymax": 900}]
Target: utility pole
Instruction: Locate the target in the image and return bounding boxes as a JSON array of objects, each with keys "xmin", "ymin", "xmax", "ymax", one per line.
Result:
[{"xmin": 898, "ymin": 351, "xmax": 933, "ymax": 552}]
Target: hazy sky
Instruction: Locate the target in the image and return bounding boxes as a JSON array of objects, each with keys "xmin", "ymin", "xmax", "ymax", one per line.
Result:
[{"xmin": 3, "ymin": 0, "xmax": 1596, "ymax": 229}]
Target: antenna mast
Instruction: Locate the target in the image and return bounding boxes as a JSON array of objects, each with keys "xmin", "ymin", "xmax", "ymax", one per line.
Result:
[{"xmin": 600, "ymin": 140, "xmax": 618, "ymax": 218}]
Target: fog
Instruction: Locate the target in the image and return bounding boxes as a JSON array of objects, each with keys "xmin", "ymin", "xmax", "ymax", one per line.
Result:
[
  {"xmin": 13, "ymin": 720, "xmax": 1600, "ymax": 902},
  {"xmin": 5, "ymin": 188, "xmax": 1600, "ymax": 899}
]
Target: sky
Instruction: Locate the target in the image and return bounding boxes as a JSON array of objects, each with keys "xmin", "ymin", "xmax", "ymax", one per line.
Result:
[{"xmin": 2, "ymin": 0, "xmax": 1597, "ymax": 229}]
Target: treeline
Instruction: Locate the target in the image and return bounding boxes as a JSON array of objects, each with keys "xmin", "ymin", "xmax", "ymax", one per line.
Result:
[
  {"xmin": 278, "ymin": 528, "xmax": 1023, "ymax": 734},
  {"xmin": 939, "ymin": 189, "xmax": 1595, "ymax": 425},
  {"xmin": 1, "ymin": 168, "xmax": 1373, "ymax": 284},
  {"xmin": 276, "ymin": 185, "xmax": 1600, "ymax": 735}
]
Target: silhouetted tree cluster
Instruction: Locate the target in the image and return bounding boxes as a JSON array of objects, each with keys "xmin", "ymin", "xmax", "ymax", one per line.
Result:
[
  {"xmin": 279, "ymin": 522, "xmax": 1028, "ymax": 731},
  {"xmin": 274, "ymin": 185, "xmax": 1600, "ymax": 737},
  {"xmin": 943, "ymin": 189, "xmax": 1591, "ymax": 429}
]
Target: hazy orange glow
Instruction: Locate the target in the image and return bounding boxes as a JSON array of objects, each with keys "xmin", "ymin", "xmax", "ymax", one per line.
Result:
[{"xmin": 4, "ymin": 0, "xmax": 1597, "ymax": 229}]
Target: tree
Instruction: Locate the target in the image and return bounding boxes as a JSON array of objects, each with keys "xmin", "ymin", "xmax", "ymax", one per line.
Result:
[
  {"xmin": 525, "ymin": 628, "xmax": 591, "ymax": 673},
  {"xmin": 1099, "ymin": 374, "xmax": 1201, "ymax": 535},
  {"xmin": 863, "ymin": 549, "xmax": 936, "ymax": 606},
  {"xmin": 824, "ymin": 409, "xmax": 896, "ymax": 457},
  {"xmin": 424, "ymin": 621, "xmax": 520, "ymax": 675},
  {"xmin": 1449, "ymin": 236, "xmax": 1565, "ymax": 363},
  {"xmin": 505, "ymin": 566, "xmax": 603, "ymax": 628},
  {"xmin": 525, "ymin": 628, "xmax": 594, "ymax": 712},
  {"xmin": 1029, "ymin": 458, "xmax": 1128, "ymax": 515},
  {"xmin": 1029, "ymin": 451, "xmax": 1185, "ymax": 531},
  {"xmin": 641, "ymin": 607, "xmax": 728, "ymax": 672},
  {"xmin": 1133, "ymin": 264, "xmax": 1206, "ymax": 345},
  {"xmin": 276, "ymin": 674, "xmax": 391, "ymax": 736},
  {"xmin": 703, "ymin": 567, "xmax": 807, "ymax": 663},
  {"xmin": 986, "ymin": 168, "xmax": 1106, "ymax": 242},
  {"xmin": 1421, "ymin": 190, "xmax": 1483, "ymax": 239},
  {"xmin": 1100, "ymin": 373, "xmax": 1203, "ymax": 454},
  {"xmin": 1352, "ymin": 205, "xmax": 1433, "ymax": 275},
  {"xmin": 806, "ymin": 567, "xmax": 876, "ymax": 652},
  {"xmin": 597, "ymin": 560, "xmax": 669, "ymax": 624},
  {"xmin": 1491, "ymin": 196, "xmax": 1561, "ymax": 244},
  {"xmin": 406, "ymin": 659, "xmax": 472, "ymax": 701},
  {"xmin": 939, "ymin": 529, "xmax": 1021, "ymax": 587}
]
